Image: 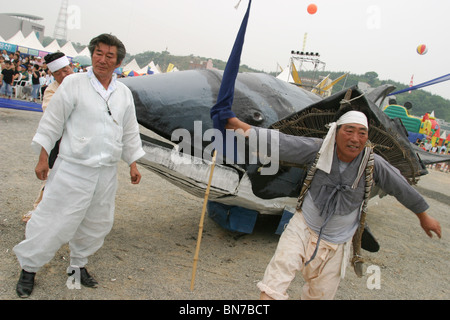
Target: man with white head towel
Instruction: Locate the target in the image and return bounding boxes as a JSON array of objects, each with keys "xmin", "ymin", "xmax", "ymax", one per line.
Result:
[{"xmin": 225, "ymin": 104, "xmax": 441, "ymax": 300}]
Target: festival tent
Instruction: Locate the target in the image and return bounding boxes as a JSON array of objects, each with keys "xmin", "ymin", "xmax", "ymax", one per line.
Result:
[
  {"xmin": 77, "ymin": 46, "xmax": 90, "ymax": 57},
  {"xmin": 44, "ymin": 39, "xmax": 61, "ymax": 53},
  {"xmin": 136, "ymin": 65, "xmax": 151, "ymax": 75},
  {"xmin": 0, "ymin": 34, "xmax": 5, "ymax": 42},
  {"xmin": 276, "ymin": 65, "xmax": 294, "ymax": 83},
  {"xmin": 6, "ymin": 30, "xmax": 26, "ymax": 45},
  {"xmin": 148, "ymin": 61, "xmax": 161, "ymax": 74},
  {"xmin": 20, "ymin": 32, "xmax": 45, "ymax": 51},
  {"xmin": 122, "ymin": 58, "xmax": 141, "ymax": 72},
  {"xmin": 59, "ymin": 41, "xmax": 79, "ymax": 58}
]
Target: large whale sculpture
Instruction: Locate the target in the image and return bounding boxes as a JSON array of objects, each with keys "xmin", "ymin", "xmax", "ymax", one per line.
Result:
[{"xmin": 119, "ymin": 70, "xmax": 450, "ymax": 234}]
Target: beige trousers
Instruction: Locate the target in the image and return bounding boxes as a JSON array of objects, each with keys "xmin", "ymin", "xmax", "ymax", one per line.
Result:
[{"xmin": 257, "ymin": 211, "xmax": 349, "ymax": 300}]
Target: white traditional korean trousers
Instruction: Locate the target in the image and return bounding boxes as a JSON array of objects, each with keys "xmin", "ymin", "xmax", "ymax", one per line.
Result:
[{"xmin": 14, "ymin": 158, "xmax": 118, "ymax": 272}]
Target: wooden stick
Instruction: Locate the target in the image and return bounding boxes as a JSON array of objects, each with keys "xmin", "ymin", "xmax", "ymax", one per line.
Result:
[{"xmin": 190, "ymin": 150, "xmax": 218, "ymax": 291}]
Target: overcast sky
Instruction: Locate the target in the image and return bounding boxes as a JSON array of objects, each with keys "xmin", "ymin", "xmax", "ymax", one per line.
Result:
[{"xmin": 4, "ymin": 0, "xmax": 450, "ymax": 101}]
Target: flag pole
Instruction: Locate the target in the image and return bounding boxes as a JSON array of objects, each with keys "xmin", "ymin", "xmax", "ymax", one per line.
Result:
[{"xmin": 190, "ymin": 150, "xmax": 217, "ymax": 291}]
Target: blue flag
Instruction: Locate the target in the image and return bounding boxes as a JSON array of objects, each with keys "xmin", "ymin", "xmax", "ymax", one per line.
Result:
[
  {"xmin": 210, "ymin": 0, "xmax": 252, "ymax": 161},
  {"xmin": 388, "ymin": 73, "xmax": 450, "ymax": 96}
]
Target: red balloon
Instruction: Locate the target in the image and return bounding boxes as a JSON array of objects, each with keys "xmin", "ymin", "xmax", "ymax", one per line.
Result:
[{"xmin": 307, "ymin": 4, "xmax": 318, "ymax": 14}]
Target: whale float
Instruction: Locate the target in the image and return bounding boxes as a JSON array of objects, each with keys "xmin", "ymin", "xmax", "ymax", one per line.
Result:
[{"xmin": 119, "ymin": 70, "xmax": 450, "ymax": 234}]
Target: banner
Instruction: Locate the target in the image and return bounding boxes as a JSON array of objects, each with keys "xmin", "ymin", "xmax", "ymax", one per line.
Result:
[{"xmin": 0, "ymin": 41, "xmax": 48, "ymax": 58}]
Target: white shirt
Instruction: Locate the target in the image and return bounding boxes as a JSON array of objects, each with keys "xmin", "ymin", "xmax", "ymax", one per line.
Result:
[
  {"xmin": 87, "ymin": 68, "xmax": 117, "ymax": 101},
  {"xmin": 32, "ymin": 72, "xmax": 145, "ymax": 167}
]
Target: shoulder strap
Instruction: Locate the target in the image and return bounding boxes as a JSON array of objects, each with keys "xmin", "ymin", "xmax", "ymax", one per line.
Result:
[
  {"xmin": 351, "ymin": 145, "xmax": 375, "ymax": 277},
  {"xmin": 296, "ymin": 151, "xmax": 321, "ymax": 210}
]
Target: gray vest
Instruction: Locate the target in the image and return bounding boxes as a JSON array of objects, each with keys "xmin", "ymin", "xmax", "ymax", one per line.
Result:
[{"xmin": 308, "ymin": 148, "xmax": 366, "ymax": 218}]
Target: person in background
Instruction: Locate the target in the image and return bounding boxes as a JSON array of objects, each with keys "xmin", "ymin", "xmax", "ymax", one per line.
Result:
[
  {"xmin": 31, "ymin": 64, "xmax": 41, "ymax": 103},
  {"xmin": 22, "ymin": 52, "xmax": 74, "ymax": 223},
  {"xmin": 0, "ymin": 60, "xmax": 15, "ymax": 99}
]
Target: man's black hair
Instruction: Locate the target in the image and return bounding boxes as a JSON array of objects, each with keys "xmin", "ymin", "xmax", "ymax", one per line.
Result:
[{"xmin": 88, "ymin": 33, "xmax": 126, "ymax": 65}]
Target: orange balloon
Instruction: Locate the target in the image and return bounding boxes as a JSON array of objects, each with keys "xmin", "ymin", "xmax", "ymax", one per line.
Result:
[{"xmin": 307, "ymin": 4, "xmax": 318, "ymax": 14}]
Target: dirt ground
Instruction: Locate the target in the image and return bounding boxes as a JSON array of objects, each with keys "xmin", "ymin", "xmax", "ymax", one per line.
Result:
[{"xmin": 0, "ymin": 107, "xmax": 449, "ymax": 300}]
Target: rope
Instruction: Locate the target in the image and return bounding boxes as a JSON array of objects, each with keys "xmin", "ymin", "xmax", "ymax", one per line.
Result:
[{"xmin": 340, "ymin": 93, "xmax": 365, "ymax": 107}]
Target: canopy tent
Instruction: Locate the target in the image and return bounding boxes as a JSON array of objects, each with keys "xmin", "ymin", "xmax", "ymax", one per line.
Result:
[
  {"xmin": 20, "ymin": 32, "xmax": 45, "ymax": 51},
  {"xmin": 77, "ymin": 46, "xmax": 90, "ymax": 57},
  {"xmin": 122, "ymin": 58, "xmax": 141, "ymax": 72},
  {"xmin": 0, "ymin": 34, "xmax": 5, "ymax": 42},
  {"xmin": 148, "ymin": 61, "xmax": 161, "ymax": 74},
  {"xmin": 276, "ymin": 65, "xmax": 294, "ymax": 83},
  {"xmin": 60, "ymin": 41, "xmax": 79, "ymax": 57},
  {"xmin": 44, "ymin": 39, "xmax": 61, "ymax": 53},
  {"xmin": 6, "ymin": 30, "xmax": 26, "ymax": 45},
  {"xmin": 136, "ymin": 65, "xmax": 150, "ymax": 75}
]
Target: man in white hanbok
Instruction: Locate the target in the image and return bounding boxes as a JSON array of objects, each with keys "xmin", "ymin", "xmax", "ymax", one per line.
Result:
[{"xmin": 14, "ymin": 34, "xmax": 145, "ymax": 298}]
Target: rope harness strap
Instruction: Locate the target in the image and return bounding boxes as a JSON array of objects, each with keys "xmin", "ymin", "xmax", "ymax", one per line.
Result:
[{"xmin": 296, "ymin": 145, "xmax": 375, "ymax": 276}]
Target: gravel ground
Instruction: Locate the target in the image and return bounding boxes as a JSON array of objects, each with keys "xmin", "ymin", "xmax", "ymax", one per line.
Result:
[{"xmin": 0, "ymin": 107, "xmax": 448, "ymax": 301}]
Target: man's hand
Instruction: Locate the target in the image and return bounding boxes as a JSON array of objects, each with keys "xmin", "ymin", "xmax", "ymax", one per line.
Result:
[
  {"xmin": 129, "ymin": 162, "xmax": 141, "ymax": 184},
  {"xmin": 417, "ymin": 212, "xmax": 442, "ymax": 238},
  {"xmin": 35, "ymin": 148, "xmax": 49, "ymax": 180},
  {"xmin": 225, "ymin": 117, "xmax": 252, "ymax": 132}
]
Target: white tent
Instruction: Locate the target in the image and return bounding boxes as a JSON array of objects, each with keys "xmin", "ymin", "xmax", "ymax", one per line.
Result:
[
  {"xmin": 77, "ymin": 46, "xmax": 90, "ymax": 57},
  {"xmin": 0, "ymin": 34, "xmax": 5, "ymax": 42},
  {"xmin": 148, "ymin": 61, "xmax": 161, "ymax": 74},
  {"xmin": 60, "ymin": 41, "xmax": 79, "ymax": 57},
  {"xmin": 6, "ymin": 30, "xmax": 25, "ymax": 45},
  {"xmin": 44, "ymin": 39, "xmax": 61, "ymax": 53},
  {"xmin": 123, "ymin": 58, "xmax": 141, "ymax": 72},
  {"xmin": 276, "ymin": 65, "xmax": 294, "ymax": 83},
  {"xmin": 20, "ymin": 32, "xmax": 45, "ymax": 51},
  {"xmin": 136, "ymin": 66, "xmax": 149, "ymax": 74}
]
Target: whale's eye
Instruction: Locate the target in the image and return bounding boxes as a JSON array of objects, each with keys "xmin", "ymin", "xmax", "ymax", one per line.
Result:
[{"xmin": 253, "ymin": 111, "xmax": 263, "ymax": 122}]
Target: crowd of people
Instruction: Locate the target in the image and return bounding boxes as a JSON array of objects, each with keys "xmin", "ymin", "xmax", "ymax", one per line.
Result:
[
  {"xmin": 416, "ymin": 138, "xmax": 449, "ymax": 173},
  {"xmin": 0, "ymin": 49, "xmax": 87, "ymax": 102}
]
